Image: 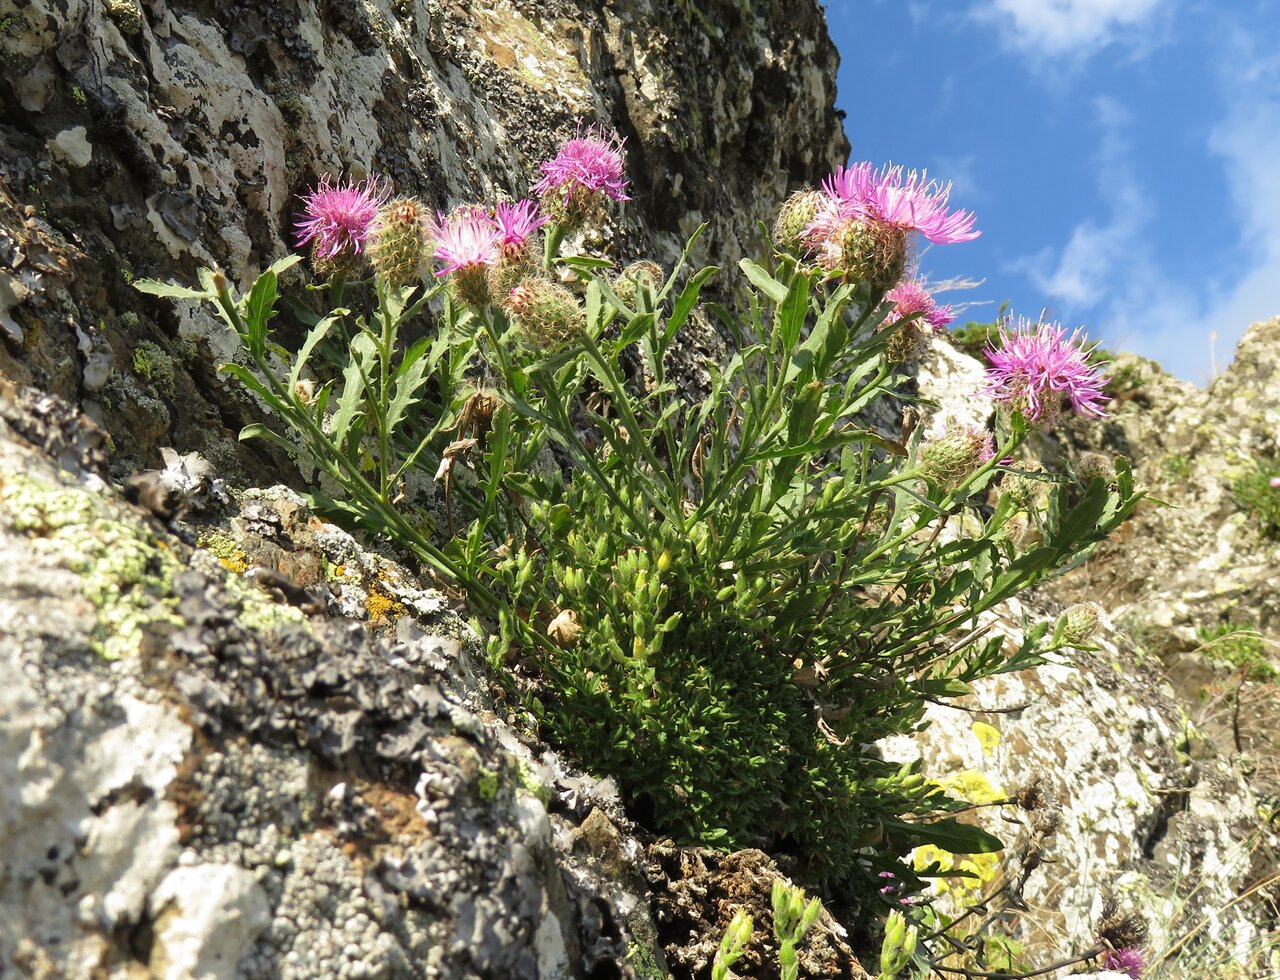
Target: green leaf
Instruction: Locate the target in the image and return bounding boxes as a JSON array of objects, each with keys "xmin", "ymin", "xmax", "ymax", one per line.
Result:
[
  {"xmin": 738, "ymin": 259, "xmax": 788, "ymax": 305},
  {"xmin": 218, "ymin": 362, "xmax": 278, "ymax": 406},
  {"xmin": 385, "ymin": 335, "xmax": 432, "ymax": 436},
  {"xmin": 913, "ymin": 678, "xmax": 971, "ymax": 698},
  {"xmin": 265, "ymin": 254, "xmax": 303, "ymax": 278},
  {"xmin": 884, "ymin": 817, "xmax": 1004, "ymax": 854},
  {"xmin": 288, "ymin": 313, "xmax": 341, "ymax": 393},
  {"xmin": 133, "ymin": 278, "xmax": 213, "ymax": 301},
  {"xmin": 665, "ymin": 266, "xmax": 719, "ymax": 342},
  {"xmin": 776, "ymin": 270, "xmax": 810, "ymax": 350},
  {"xmin": 331, "ymin": 334, "xmax": 375, "ymax": 449},
  {"xmin": 238, "ymin": 422, "xmax": 298, "ymax": 454},
  {"xmin": 241, "ymin": 270, "xmax": 279, "ymax": 354}
]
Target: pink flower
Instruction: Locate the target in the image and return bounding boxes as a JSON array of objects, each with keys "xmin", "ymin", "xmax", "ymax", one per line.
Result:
[
  {"xmin": 984, "ymin": 316, "xmax": 1110, "ymax": 426},
  {"xmin": 884, "ymin": 280, "xmax": 955, "ymax": 332},
  {"xmin": 294, "ymin": 175, "xmax": 388, "ymax": 261},
  {"xmin": 493, "ymin": 200, "xmax": 548, "ymax": 255},
  {"xmin": 1269, "ymin": 477, "xmax": 1280, "ymax": 488},
  {"xmin": 805, "ymin": 162, "xmax": 979, "ymax": 246},
  {"xmin": 431, "ymin": 207, "xmax": 500, "ymax": 277},
  {"xmin": 534, "ymin": 125, "xmax": 631, "ymax": 202},
  {"xmin": 1102, "ymin": 947, "xmax": 1144, "ymax": 978}
]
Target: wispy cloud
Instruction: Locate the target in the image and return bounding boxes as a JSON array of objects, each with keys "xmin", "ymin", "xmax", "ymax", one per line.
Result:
[
  {"xmin": 1193, "ymin": 27, "xmax": 1280, "ymax": 374},
  {"xmin": 1014, "ymin": 29, "xmax": 1280, "ymax": 384},
  {"xmin": 974, "ymin": 0, "xmax": 1167, "ymax": 59}
]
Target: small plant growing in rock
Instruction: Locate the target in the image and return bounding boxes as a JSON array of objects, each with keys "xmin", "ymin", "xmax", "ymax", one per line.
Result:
[
  {"xmin": 135, "ymin": 128, "xmax": 1142, "ymax": 910},
  {"xmin": 1230, "ymin": 458, "xmax": 1280, "ymax": 537}
]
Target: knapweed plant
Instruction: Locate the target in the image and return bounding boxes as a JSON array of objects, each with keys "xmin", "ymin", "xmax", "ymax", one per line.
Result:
[{"xmin": 136, "ymin": 128, "xmax": 1141, "ymax": 903}]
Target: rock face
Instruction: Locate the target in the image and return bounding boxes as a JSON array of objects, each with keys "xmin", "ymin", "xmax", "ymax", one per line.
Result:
[
  {"xmin": 1037, "ymin": 320, "xmax": 1280, "ymax": 802},
  {"xmin": 0, "ymin": 0, "xmax": 845, "ymax": 481}
]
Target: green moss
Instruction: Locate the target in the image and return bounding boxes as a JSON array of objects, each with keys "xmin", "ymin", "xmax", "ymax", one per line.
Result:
[
  {"xmin": 476, "ymin": 767, "xmax": 500, "ymax": 802},
  {"xmin": 514, "ymin": 760, "xmax": 552, "ymax": 805},
  {"xmin": 131, "ymin": 340, "xmax": 177, "ymax": 399},
  {"xmin": 3, "ymin": 474, "xmax": 183, "ymax": 660},
  {"xmin": 625, "ymin": 940, "xmax": 666, "ymax": 980},
  {"xmin": 71, "ymin": 85, "xmax": 88, "ymax": 107}
]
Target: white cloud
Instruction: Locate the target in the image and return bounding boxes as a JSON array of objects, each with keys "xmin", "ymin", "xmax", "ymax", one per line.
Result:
[
  {"xmin": 1193, "ymin": 37, "xmax": 1280, "ymax": 374},
  {"xmin": 1019, "ymin": 97, "xmax": 1148, "ymax": 308},
  {"xmin": 976, "ymin": 0, "xmax": 1166, "ymax": 58},
  {"xmin": 1015, "ymin": 51, "xmax": 1280, "ymax": 384}
]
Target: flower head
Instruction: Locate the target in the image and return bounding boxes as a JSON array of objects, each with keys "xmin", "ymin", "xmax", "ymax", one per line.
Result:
[
  {"xmin": 503, "ymin": 277, "xmax": 583, "ymax": 349},
  {"xmin": 370, "ymin": 196, "xmax": 432, "ymax": 286},
  {"xmin": 534, "ymin": 125, "xmax": 631, "ymax": 202},
  {"xmin": 884, "ymin": 280, "xmax": 955, "ymax": 333},
  {"xmin": 918, "ymin": 424, "xmax": 996, "ymax": 490},
  {"xmin": 984, "ymin": 316, "xmax": 1109, "ymax": 427},
  {"xmin": 774, "ymin": 189, "xmax": 823, "ymax": 250},
  {"xmin": 431, "ymin": 206, "xmax": 500, "ymax": 277},
  {"xmin": 1102, "ymin": 947, "xmax": 1145, "ymax": 979},
  {"xmin": 493, "ymin": 200, "xmax": 548, "ymax": 257},
  {"xmin": 841, "ymin": 163, "xmax": 979, "ymax": 244},
  {"xmin": 294, "ymin": 174, "xmax": 388, "ymax": 264}
]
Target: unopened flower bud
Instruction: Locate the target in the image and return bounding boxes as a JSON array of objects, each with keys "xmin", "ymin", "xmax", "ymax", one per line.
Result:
[
  {"xmin": 1058, "ymin": 602, "xmax": 1100, "ymax": 644},
  {"xmin": 774, "ymin": 189, "xmax": 822, "ymax": 250},
  {"xmin": 547, "ymin": 608, "xmax": 583, "ymax": 648},
  {"xmin": 884, "ymin": 322, "xmax": 928, "ymax": 364},
  {"xmin": 370, "ymin": 196, "xmax": 432, "ymax": 287},
  {"xmin": 1075, "ymin": 451, "xmax": 1116, "ymax": 486},
  {"xmin": 918, "ymin": 425, "xmax": 994, "ymax": 490},
  {"xmin": 293, "ymin": 379, "xmax": 316, "ymax": 405},
  {"xmin": 613, "ymin": 260, "xmax": 665, "ymax": 308},
  {"xmin": 832, "ymin": 220, "xmax": 907, "ymax": 291},
  {"xmin": 1002, "ymin": 465, "xmax": 1047, "ymax": 511},
  {"xmin": 503, "ymin": 278, "xmax": 583, "ymax": 349}
]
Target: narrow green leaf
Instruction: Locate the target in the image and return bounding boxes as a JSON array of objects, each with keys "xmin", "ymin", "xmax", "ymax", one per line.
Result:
[
  {"xmin": 776, "ymin": 270, "xmax": 810, "ymax": 350},
  {"xmin": 665, "ymin": 266, "xmax": 719, "ymax": 342},
  {"xmin": 239, "ymin": 422, "xmax": 298, "ymax": 454},
  {"xmin": 133, "ymin": 278, "xmax": 213, "ymax": 301},
  {"xmin": 884, "ymin": 817, "xmax": 1005, "ymax": 854},
  {"xmin": 738, "ymin": 259, "xmax": 788, "ymax": 305},
  {"xmin": 265, "ymin": 254, "xmax": 304, "ymax": 278},
  {"xmin": 288, "ymin": 313, "xmax": 341, "ymax": 392},
  {"xmin": 241, "ymin": 270, "xmax": 279, "ymax": 354}
]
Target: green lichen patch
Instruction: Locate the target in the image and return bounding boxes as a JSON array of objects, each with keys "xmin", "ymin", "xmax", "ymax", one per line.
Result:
[
  {"xmin": 2, "ymin": 473, "xmax": 184, "ymax": 659},
  {"xmin": 131, "ymin": 340, "xmax": 177, "ymax": 399},
  {"xmin": 197, "ymin": 530, "xmax": 250, "ymax": 574}
]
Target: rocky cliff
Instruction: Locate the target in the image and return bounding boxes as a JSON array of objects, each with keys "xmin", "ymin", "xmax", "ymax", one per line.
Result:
[{"xmin": 1, "ymin": 0, "xmax": 1278, "ymax": 978}]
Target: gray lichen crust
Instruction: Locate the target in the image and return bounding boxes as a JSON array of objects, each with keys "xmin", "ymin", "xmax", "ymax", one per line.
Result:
[{"xmin": 0, "ymin": 384, "xmax": 662, "ymax": 978}]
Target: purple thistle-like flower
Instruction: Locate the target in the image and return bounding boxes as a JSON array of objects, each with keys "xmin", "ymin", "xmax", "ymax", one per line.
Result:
[
  {"xmin": 493, "ymin": 200, "xmax": 548, "ymax": 253},
  {"xmin": 884, "ymin": 280, "xmax": 955, "ymax": 333},
  {"xmin": 431, "ymin": 207, "xmax": 500, "ymax": 277},
  {"xmin": 849, "ymin": 164, "xmax": 980, "ymax": 244},
  {"xmin": 805, "ymin": 162, "xmax": 979, "ymax": 246},
  {"xmin": 1102, "ymin": 947, "xmax": 1145, "ymax": 978},
  {"xmin": 294, "ymin": 175, "xmax": 388, "ymax": 261},
  {"xmin": 534, "ymin": 126, "xmax": 631, "ymax": 202},
  {"xmin": 984, "ymin": 316, "xmax": 1109, "ymax": 426}
]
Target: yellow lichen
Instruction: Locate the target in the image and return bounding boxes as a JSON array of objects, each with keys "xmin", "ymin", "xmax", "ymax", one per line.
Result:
[
  {"xmin": 197, "ymin": 531, "xmax": 249, "ymax": 575},
  {"xmin": 364, "ymin": 584, "xmax": 404, "ymax": 623}
]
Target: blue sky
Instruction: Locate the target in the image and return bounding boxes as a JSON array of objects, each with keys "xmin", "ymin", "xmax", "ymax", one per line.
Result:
[{"xmin": 823, "ymin": 0, "xmax": 1280, "ymax": 384}]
